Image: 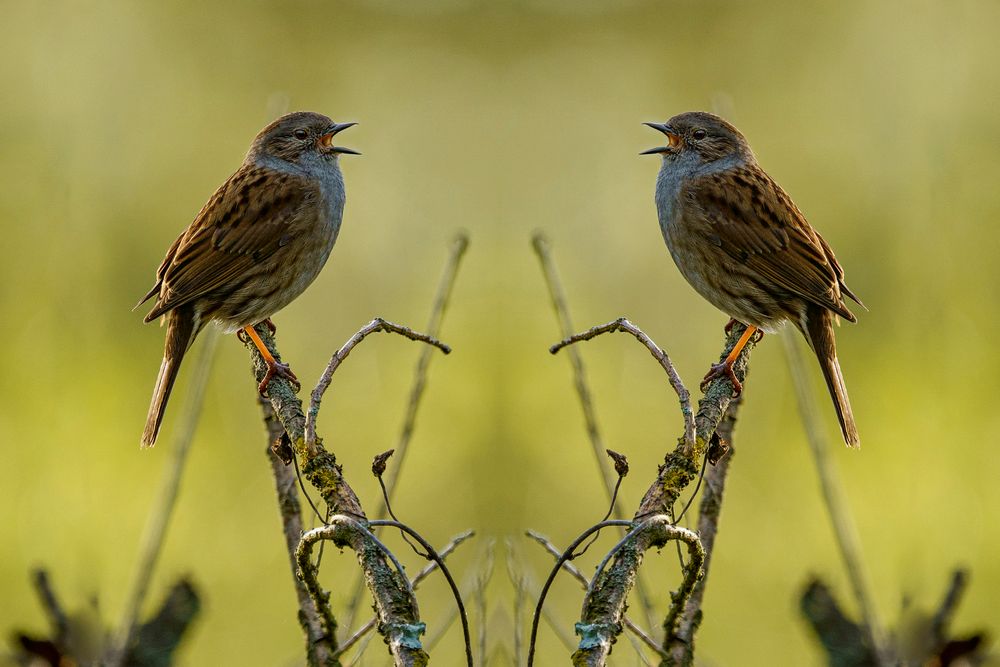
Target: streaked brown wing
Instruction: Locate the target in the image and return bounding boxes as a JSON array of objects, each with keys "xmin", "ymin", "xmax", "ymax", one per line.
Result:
[
  {"xmin": 682, "ymin": 165, "xmax": 857, "ymax": 321},
  {"xmin": 143, "ymin": 164, "xmax": 316, "ymax": 321}
]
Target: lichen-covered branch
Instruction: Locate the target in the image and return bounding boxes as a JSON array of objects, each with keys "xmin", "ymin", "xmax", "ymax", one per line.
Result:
[
  {"xmin": 248, "ymin": 322, "xmax": 447, "ymax": 667},
  {"xmin": 260, "ymin": 397, "xmax": 339, "ymax": 666},
  {"xmin": 568, "ymin": 324, "xmax": 757, "ymax": 666},
  {"xmin": 336, "ymin": 530, "xmax": 475, "ymax": 658},
  {"xmin": 663, "ymin": 393, "xmax": 742, "ymax": 665},
  {"xmin": 571, "ymin": 517, "xmax": 704, "ymax": 667}
]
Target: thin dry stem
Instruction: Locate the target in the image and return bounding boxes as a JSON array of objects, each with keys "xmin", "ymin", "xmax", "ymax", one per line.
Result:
[
  {"xmin": 344, "ymin": 236, "xmax": 468, "ymax": 631},
  {"xmin": 533, "ymin": 233, "xmax": 660, "ymax": 629},
  {"xmin": 781, "ymin": 329, "xmax": 890, "ymax": 667},
  {"xmin": 380, "ymin": 232, "xmax": 468, "ymax": 504}
]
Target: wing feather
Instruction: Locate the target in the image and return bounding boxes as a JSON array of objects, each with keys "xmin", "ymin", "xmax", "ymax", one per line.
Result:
[
  {"xmin": 682, "ymin": 166, "xmax": 858, "ymax": 321},
  {"xmin": 142, "ymin": 164, "xmax": 315, "ymax": 322}
]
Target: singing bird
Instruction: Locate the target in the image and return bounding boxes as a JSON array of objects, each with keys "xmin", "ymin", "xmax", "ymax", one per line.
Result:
[
  {"xmin": 644, "ymin": 112, "xmax": 863, "ymax": 446},
  {"xmin": 137, "ymin": 111, "xmax": 358, "ymax": 447}
]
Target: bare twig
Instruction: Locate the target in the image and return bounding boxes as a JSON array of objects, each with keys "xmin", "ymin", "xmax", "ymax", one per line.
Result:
[
  {"xmin": 532, "ymin": 233, "xmax": 621, "ymax": 503},
  {"xmin": 326, "ymin": 528, "xmax": 477, "ymax": 664},
  {"xmin": 473, "ymin": 539, "xmax": 496, "ymax": 665},
  {"xmin": 781, "ymin": 329, "xmax": 891, "ymax": 667},
  {"xmin": 414, "ymin": 530, "xmax": 477, "ymax": 588},
  {"xmin": 551, "ymin": 317, "xmax": 695, "ymax": 450},
  {"xmin": 296, "ymin": 516, "xmax": 425, "ymax": 665},
  {"xmin": 506, "ymin": 539, "xmax": 527, "ymax": 664},
  {"xmin": 533, "ymin": 234, "xmax": 660, "ymax": 629},
  {"xmin": 111, "ymin": 331, "xmax": 218, "ymax": 666},
  {"xmin": 344, "ymin": 235, "xmax": 467, "ymax": 634},
  {"xmin": 305, "ymin": 317, "xmax": 450, "ymax": 450},
  {"xmin": 525, "ymin": 530, "xmax": 590, "ymax": 589},
  {"xmin": 506, "ymin": 539, "xmax": 578, "ymax": 661},
  {"xmin": 380, "ymin": 232, "xmax": 468, "ymax": 505}
]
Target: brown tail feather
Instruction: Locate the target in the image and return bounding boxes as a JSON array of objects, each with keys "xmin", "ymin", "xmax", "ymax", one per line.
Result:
[
  {"xmin": 803, "ymin": 305, "xmax": 860, "ymax": 447},
  {"xmin": 142, "ymin": 307, "xmax": 198, "ymax": 447}
]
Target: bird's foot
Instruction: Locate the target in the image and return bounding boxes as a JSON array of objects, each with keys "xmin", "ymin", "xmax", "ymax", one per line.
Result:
[
  {"xmin": 261, "ymin": 318, "xmax": 277, "ymax": 336},
  {"xmin": 259, "ymin": 359, "xmax": 300, "ymax": 396},
  {"xmin": 700, "ymin": 360, "xmax": 742, "ymax": 396},
  {"xmin": 723, "ymin": 318, "xmax": 739, "ymax": 335}
]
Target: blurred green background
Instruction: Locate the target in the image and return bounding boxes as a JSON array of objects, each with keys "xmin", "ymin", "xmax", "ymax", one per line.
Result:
[{"xmin": 2, "ymin": 0, "xmax": 999, "ymax": 664}]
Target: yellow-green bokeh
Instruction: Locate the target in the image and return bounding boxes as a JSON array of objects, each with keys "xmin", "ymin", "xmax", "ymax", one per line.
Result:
[{"xmin": 2, "ymin": 1, "xmax": 998, "ymax": 665}]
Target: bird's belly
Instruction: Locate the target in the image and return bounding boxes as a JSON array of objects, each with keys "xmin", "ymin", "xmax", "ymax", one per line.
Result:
[
  {"xmin": 663, "ymin": 223, "xmax": 786, "ymax": 333},
  {"xmin": 212, "ymin": 219, "xmax": 340, "ymax": 334}
]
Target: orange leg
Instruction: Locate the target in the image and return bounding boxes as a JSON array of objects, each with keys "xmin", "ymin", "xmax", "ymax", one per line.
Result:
[
  {"xmin": 700, "ymin": 325, "xmax": 759, "ymax": 395},
  {"xmin": 243, "ymin": 326, "xmax": 299, "ymax": 395}
]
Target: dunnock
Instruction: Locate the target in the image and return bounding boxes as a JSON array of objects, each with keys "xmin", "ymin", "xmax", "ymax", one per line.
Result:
[
  {"xmin": 644, "ymin": 111, "xmax": 863, "ymax": 446},
  {"xmin": 136, "ymin": 111, "xmax": 358, "ymax": 447}
]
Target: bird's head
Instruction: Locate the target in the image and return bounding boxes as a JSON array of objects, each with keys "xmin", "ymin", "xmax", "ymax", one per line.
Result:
[
  {"xmin": 642, "ymin": 111, "xmax": 751, "ymax": 165},
  {"xmin": 250, "ymin": 111, "xmax": 359, "ymax": 165}
]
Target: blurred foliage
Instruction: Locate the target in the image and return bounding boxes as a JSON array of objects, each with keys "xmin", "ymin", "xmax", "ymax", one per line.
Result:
[{"xmin": 1, "ymin": 0, "xmax": 999, "ymax": 665}]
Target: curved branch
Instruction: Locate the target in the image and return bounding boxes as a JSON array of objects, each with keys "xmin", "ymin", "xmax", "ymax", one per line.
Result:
[
  {"xmin": 551, "ymin": 317, "xmax": 695, "ymax": 450},
  {"xmin": 305, "ymin": 317, "xmax": 450, "ymax": 451}
]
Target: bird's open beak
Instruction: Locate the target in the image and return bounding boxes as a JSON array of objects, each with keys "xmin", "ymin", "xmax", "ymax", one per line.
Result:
[
  {"xmin": 319, "ymin": 122, "xmax": 360, "ymax": 155},
  {"xmin": 641, "ymin": 122, "xmax": 680, "ymax": 155}
]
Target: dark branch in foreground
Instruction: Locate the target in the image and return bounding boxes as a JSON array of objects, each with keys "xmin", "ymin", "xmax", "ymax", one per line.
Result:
[
  {"xmin": 802, "ymin": 569, "xmax": 991, "ymax": 667},
  {"xmin": 248, "ymin": 320, "xmax": 449, "ymax": 667},
  {"xmin": 10, "ymin": 569, "xmax": 199, "ymax": 667}
]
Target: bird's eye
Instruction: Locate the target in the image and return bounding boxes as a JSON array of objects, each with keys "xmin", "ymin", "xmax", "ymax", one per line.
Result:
[
  {"xmin": 692, "ymin": 129, "xmax": 707, "ymax": 140},
  {"xmin": 293, "ymin": 129, "xmax": 309, "ymax": 140}
]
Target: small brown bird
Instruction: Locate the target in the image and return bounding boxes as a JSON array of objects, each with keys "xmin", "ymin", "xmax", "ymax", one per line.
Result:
[
  {"xmin": 136, "ymin": 111, "xmax": 358, "ymax": 447},
  {"xmin": 644, "ymin": 111, "xmax": 863, "ymax": 446}
]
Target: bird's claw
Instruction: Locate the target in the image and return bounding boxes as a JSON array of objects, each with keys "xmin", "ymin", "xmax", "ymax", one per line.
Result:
[
  {"xmin": 700, "ymin": 360, "xmax": 743, "ymax": 397},
  {"xmin": 259, "ymin": 360, "xmax": 300, "ymax": 396}
]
